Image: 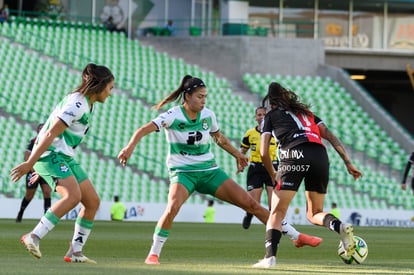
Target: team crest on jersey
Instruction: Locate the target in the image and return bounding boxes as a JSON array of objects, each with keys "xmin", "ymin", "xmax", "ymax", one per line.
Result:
[
  {"xmin": 202, "ymin": 119, "xmax": 208, "ymax": 130},
  {"xmin": 60, "ymin": 163, "xmax": 69, "ymax": 173}
]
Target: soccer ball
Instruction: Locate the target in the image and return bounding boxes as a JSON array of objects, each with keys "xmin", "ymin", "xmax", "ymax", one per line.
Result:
[{"xmin": 338, "ymin": 235, "xmax": 368, "ymax": 264}]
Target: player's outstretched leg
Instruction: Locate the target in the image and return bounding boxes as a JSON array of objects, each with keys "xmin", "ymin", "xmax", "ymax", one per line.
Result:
[
  {"xmin": 281, "ymin": 220, "xmax": 323, "ymax": 248},
  {"xmin": 293, "ymin": 233, "xmax": 323, "ymax": 248}
]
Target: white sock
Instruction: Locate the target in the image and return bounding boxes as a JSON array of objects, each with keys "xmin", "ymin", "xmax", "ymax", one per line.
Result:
[
  {"xmin": 148, "ymin": 234, "xmax": 168, "ymax": 256},
  {"xmin": 32, "ymin": 211, "xmax": 59, "ymax": 239},
  {"xmin": 281, "ymin": 219, "xmax": 300, "ymax": 240},
  {"xmin": 71, "ymin": 217, "xmax": 93, "ymax": 253}
]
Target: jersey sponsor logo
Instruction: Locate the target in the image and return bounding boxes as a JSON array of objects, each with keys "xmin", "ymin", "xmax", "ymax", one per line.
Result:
[
  {"xmin": 179, "ymin": 150, "xmax": 204, "ymax": 156},
  {"xmin": 279, "ymin": 149, "xmax": 304, "ymax": 160},
  {"xmin": 64, "ymin": 111, "xmax": 76, "ymax": 117},
  {"xmin": 60, "ymin": 163, "xmax": 69, "ymax": 173},
  {"xmin": 75, "ymin": 101, "xmax": 82, "ymax": 108},
  {"xmin": 281, "ymin": 181, "xmax": 295, "ymax": 187},
  {"xmin": 293, "ymin": 132, "xmax": 320, "ymax": 139},
  {"xmin": 187, "ymin": 131, "xmax": 202, "ymax": 145}
]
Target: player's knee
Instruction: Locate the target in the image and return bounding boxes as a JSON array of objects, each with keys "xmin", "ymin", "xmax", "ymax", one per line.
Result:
[{"xmin": 65, "ymin": 190, "xmax": 82, "ymax": 206}]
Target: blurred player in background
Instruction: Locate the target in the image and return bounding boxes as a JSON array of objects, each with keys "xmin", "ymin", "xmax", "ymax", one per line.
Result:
[
  {"xmin": 16, "ymin": 123, "xmax": 51, "ymax": 223},
  {"xmin": 111, "ymin": 195, "xmax": 127, "ymax": 221},
  {"xmin": 11, "ymin": 63, "xmax": 114, "ymax": 264},
  {"xmin": 401, "ymin": 151, "xmax": 414, "ymax": 195},
  {"xmin": 203, "ymin": 199, "xmax": 216, "ymax": 223}
]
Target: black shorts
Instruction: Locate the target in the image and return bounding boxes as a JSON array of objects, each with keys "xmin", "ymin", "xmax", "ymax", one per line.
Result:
[
  {"xmin": 25, "ymin": 171, "xmax": 48, "ymax": 189},
  {"xmin": 277, "ymin": 143, "xmax": 329, "ymax": 193},
  {"xmin": 246, "ymin": 162, "xmax": 279, "ymax": 191}
]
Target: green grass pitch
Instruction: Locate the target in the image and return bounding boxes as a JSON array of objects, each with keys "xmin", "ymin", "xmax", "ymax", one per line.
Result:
[{"xmin": 0, "ymin": 219, "xmax": 413, "ymax": 274}]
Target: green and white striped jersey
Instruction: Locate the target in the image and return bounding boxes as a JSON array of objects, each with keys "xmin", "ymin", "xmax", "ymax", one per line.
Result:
[
  {"xmin": 36, "ymin": 92, "xmax": 92, "ymax": 157},
  {"xmin": 152, "ymin": 105, "xmax": 220, "ymax": 172}
]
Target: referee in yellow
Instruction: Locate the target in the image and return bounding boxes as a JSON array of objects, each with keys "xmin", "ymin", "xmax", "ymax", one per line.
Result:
[{"xmin": 111, "ymin": 195, "xmax": 127, "ymax": 221}]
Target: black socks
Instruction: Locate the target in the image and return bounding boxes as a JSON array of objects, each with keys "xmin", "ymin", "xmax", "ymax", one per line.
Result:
[
  {"xmin": 323, "ymin": 213, "xmax": 341, "ymax": 233},
  {"xmin": 265, "ymin": 229, "xmax": 282, "ymax": 258}
]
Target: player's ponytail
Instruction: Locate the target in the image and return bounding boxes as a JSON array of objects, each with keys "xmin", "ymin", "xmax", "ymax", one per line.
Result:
[{"xmin": 153, "ymin": 75, "xmax": 206, "ymax": 110}]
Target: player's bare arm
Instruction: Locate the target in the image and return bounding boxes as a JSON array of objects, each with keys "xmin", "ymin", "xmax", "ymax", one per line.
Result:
[
  {"xmin": 118, "ymin": 122, "xmax": 158, "ymax": 166},
  {"xmin": 211, "ymin": 131, "xmax": 248, "ymax": 173},
  {"xmin": 318, "ymin": 123, "xmax": 362, "ymax": 180},
  {"xmin": 260, "ymin": 133, "xmax": 276, "ymax": 182},
  {"xmin": 11, "ymin": 120, "xmax": 67, "ymax": 182}
]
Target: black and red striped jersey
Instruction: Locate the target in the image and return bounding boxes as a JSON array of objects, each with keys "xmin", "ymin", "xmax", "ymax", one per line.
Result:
[{"xmin": 262, "ymin": 107, "xmax": 323, "ymax": 150}]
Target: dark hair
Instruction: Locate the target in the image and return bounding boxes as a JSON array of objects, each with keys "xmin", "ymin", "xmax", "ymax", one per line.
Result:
[
  {"xmin": 255, "ymin": 106, "xmax": 266, "ymax": 114},
  {"xmin": 36, "ymin": 123, "xmax": 44, "ymax": 132},
  {"xmin": 75, "ymin": 63, "xmax": 114, "ymax": 96},
  {"xmin": 262, "ymin": 82, "xmax": 310, "ymax": 115},
  {"xmin": 153, "ymin": 75, "xmax": 206, "ymax": 110}
]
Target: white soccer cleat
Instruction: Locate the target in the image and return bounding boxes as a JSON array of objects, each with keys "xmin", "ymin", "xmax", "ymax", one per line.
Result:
[
  {"xmin": 63, "ymin": 243, "xmax": 97, "ymax": 264},
  {"xmin": 252, "ymin": 256, "xmax": 276, "ymax": 269},
  {"xmin": 340, "ymin": 223, "xmax": 356, "ymax": 257},
  {"xmin": 65, "ymin": 254, "xmax": 97, "ymax": 264},
  {"xmin": 21, "ymin": 233, "xmax": 42, "ymax": 259}
]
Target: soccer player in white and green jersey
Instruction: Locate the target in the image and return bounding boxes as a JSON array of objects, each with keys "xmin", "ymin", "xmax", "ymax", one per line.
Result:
[
  {"xmin": 11, "ymin": 63, "xmax": 114, "ymax": 264},
  {"xmin": 118, "ymin": 75, "xmax": 315, "ymax": 265}
]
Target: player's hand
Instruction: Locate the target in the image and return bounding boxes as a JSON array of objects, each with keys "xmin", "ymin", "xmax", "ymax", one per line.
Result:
[
  {"xmin": 28, "ymin": 171, "xmax": 40, "ymax": 186},
  {"xmin": 401, "ymin": 183, "xmax": 407, "ymax": 191},
  {"xmin": 346, "ymin": 163, "xmax": 362, "ymax": 180},
  {"xmin": 235, "ymin": 154, "xmax": 248, "ymax": 175},
  {"xmin": 10, "ymin": 162, "xmax": 33, "ymax": 182},
  {"xmin": 118, "ymin": 146, "xmax": 133, "ymax": 166}
]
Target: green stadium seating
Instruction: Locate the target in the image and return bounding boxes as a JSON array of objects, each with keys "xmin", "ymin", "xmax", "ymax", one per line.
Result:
[{"xmin": 1, "ymin": 19, "xmax": 412, "ymax": 209}]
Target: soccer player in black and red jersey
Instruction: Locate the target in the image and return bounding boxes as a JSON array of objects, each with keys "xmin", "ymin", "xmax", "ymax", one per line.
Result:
[
  {"xmin": 16, "ymin": 123, "xmax": 51, "ymax": 223},
  {"xmin": 253, "ymin": 82, "xmax": 363, "ymax": 269},
  {"xmin": 401, "ymin": 152, "xmax": 414, "ymax": 195},
  {"xmin": 240, "ymin": 106, "xmax": 322, "ymax": 248}
]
